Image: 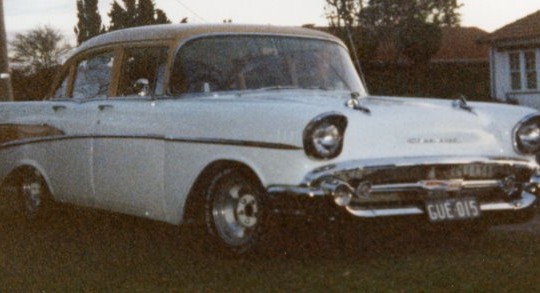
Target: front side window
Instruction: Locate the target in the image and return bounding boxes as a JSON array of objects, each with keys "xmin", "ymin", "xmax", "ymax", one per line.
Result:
[
  {"xmin": 73, "ymin": 51, "xmax": 115, "ymax": 100},
  {"xmin": 118, "ymin": 47, "xmax": 169, "ymax": 96},
  {"xmin": 170, "ymin": 36, "xmax": 364, "ymax": 95}
]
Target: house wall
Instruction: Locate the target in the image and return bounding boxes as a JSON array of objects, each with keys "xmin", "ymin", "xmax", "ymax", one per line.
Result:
[{"xmin": 492, "ymin": 46, "xmax": 540, "ymax": 109}]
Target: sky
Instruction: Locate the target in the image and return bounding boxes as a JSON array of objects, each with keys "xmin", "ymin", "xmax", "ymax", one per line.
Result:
[{"xmin": 4, "ymin": 0, "xmax": 540, "ymax": 43}]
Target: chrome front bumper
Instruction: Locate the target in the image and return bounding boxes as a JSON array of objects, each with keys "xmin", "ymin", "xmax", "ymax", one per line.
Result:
[{"xmin": 268, "ymin": 156, "xmax": 540, "ymax": 218}]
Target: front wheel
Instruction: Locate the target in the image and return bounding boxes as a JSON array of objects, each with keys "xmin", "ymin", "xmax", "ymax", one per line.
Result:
[{"xmin": 204, "ymin": 169, "xmax": 266, "ymax": 255}]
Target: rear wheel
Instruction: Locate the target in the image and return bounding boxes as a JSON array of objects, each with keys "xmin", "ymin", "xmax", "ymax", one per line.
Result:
[
  {"xmin": 204, "ymin": 168, "xmax": 265, "ymax": 255},
  {"xmin": 15, "ymin": 168, "xmax": 51, "ymax": 220}
]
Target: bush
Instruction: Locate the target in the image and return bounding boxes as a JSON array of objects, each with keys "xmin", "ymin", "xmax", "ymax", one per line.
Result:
[{"xmin": 362, "ymin": 61, "xmax": 491, "ymax": 101}]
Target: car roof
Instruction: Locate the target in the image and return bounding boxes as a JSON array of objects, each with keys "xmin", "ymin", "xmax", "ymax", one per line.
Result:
[{"xmin": 72, "ymin": 24, "xmax": 345, "ymax": 56}]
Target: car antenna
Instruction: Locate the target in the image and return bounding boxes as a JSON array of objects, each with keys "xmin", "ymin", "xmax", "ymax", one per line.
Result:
[{"xmin": 345, "ymin": 24, "xmax": 369, "ymax": 95}]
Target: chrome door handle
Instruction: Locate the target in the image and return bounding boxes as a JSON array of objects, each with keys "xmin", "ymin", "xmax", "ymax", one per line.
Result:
[
  {"xmin": 98, "ymin": 104, "xmax": 113, "ymax": 111},
  {"xmin": 52, "ymin": 105, "xmax": 66, "ymax": 112}
]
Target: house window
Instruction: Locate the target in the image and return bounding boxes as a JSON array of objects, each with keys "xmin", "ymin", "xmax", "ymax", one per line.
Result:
[
  {"xmin": 509, "ymin": 50, "xmax": 538, "ymax": 91},
  {"xmin": 509, "ymin": 52, "xmax": 521, "ymax": 90},
  {"xmin": 525, "ymin": 51, "xmax": 537, "ymax": 90}
]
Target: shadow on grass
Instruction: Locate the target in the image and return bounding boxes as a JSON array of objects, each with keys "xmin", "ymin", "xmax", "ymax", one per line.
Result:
[
  {"xmin": 1, "ymin": 203, "xmax": 538, "ymax": 291},
  {"xmin": 0, "ymin": 203, "xmax": 505, "ymax": 260}
]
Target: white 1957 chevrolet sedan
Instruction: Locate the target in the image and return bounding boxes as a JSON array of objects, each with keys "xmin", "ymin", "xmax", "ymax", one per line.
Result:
[{"xmin": 0, "ymin": 24, "xmax": 539, "ymax": 254}]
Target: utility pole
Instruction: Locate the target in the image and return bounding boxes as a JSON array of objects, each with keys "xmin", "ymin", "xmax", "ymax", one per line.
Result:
[{"xmin": 0, "ymin": 0, "xmax": 14, "ymax": 101}]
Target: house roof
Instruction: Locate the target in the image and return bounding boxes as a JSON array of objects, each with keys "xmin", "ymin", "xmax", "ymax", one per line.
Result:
[
  {"xmin": 433, "ymin": 27, "xmax": 490, "ymax": 62},
  {"xmin": 479, "ymin": 10, "xmax": 540, "ymax": 45},
  {"xmin": 374, "ymin": 26, "xmax": 490, "ymax": 63}
]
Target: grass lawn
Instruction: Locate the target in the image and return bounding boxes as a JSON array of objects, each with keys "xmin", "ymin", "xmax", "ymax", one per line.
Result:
[{"xmin": 1, "ymin": 205, "xmax": 539, "ymax": 292}]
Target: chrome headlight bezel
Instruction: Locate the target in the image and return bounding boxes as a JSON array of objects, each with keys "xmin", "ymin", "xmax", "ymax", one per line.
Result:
[
  {"xmin": 303, "ymin": 112, "xmax": 348, "ymax": 160},
  {"xmin": 514, "ymin": 113, "xmax": 540, "ymax": 155}
]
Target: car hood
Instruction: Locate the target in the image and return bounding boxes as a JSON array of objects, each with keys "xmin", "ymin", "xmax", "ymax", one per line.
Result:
[
  {"xmin": 160, "ymin": 90, "xmax": 538, "ymax": 161},
  {"xmin": 338, "ymin": 95, "xmax": 536, "ymax": 161}
]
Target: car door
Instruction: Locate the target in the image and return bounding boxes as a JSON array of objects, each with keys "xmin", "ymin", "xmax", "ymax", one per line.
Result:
[
  {"xmin": 91, "ymin": 46, "xmax": 170, "ymax": 219},
  {"xmin": 38, "ymin": 51, "xmax": 116, "ymax": 206}
]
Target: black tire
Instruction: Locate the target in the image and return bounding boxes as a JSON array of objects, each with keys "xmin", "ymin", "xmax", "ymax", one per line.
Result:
[{"xmin": 204, "ymin": 168, "xmax": 266, "ymax": 255}]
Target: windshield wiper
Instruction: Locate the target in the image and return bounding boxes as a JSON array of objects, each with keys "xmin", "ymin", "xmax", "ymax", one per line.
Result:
[
  {"xmin": 452, "ymin": 95, "xmax": 474, "ymax": 113},
  {"xmin": 302, "ymin": 85, "xmax": 331, "ymax": 91},
  {"xmin": 255, "ymin": 85, "xmax": 301, "ymax": 91}
]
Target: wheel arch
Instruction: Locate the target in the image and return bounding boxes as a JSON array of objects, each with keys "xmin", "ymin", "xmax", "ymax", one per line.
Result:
[
  {"xmin": 1, "ymin": 160, "xmax": 53, "ymax": 196},
  {"xmin": 182, "ymin": 159, "xmax": 263, "ymax": 223}
]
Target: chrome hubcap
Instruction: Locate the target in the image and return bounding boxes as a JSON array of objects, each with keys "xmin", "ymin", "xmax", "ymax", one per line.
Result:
[
  {"xmin": 213, "ymin": 184, "xmax": 259, "ymax": 246},
  {"xmin": 236, "ymin": 194, "xmax": 258, "ymax": 228},
  {"xmin": 22, "ymin": 180, "xmax": 41, "ymax": 214}
]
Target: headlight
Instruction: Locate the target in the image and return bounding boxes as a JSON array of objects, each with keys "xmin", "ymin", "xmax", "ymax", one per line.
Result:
[
  {"xmin": 514, "ymin": 114, "xmax": 540, "ymax": 154},
  {"xmin": 303, "ymin": 112, "xmax": 347, "ymax": 160}
]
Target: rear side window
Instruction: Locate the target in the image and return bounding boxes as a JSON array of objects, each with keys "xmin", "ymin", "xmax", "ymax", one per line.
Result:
[
  {"xmin": 73, "ymin": 51, "xmax": 115, "ymax": 100},
  {"xmin": 117, "ymin": 47, "xmax": 169, "ymax": 96}
]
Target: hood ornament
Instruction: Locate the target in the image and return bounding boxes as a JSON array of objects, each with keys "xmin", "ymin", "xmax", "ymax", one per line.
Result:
[
  {"xmin": 453, "ymin": 95, "xmax": 474, "ymax": 113},
  {"xmin": 346, "ymin": 92, "xmax": 370, "ymax": 114}
]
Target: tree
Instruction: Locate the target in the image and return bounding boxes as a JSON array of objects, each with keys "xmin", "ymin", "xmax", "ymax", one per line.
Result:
[
  {"xmin": 324, "ymin": 0, "xmax": 378, "ymax": 61},
  {"xmin": 155, "ymin": 9, "xmax": 171, "ymax": 24},
  {"xmin": 74, "ymin": 0, "xmax": 104, "ymax": 45},
  {"xmin": 359, "ymin": 0, "xmax": 461, "ymax": 29},
  {"xmin": 9, "ymin": 26, "xmax": 71, "ymax": 100},
  {"xmin": 108, "ymin": 0, "xmax": 171, "ymax": 31},
  {"xmin": 10, "ymin": 26, "xmax": 71, "ymax": 73},
  {"xmin": 325, "ymin": 0, "xmax": 363, "ymax": 28},
  {"xmin": 108, "ymin": 1, "xmax": 128, "ymax": 31},
  {"xmin": 397, "ymin": 18, "xmax": 442, "ymax": 65},
  {"xmin": 360, "ymin": 0, "xmax": 460, "ymax": 63},
  {"xmin": 325, "ymin": 0, "xmax": 461, "ymax": 63},
  {"xmin": 137, "ymin": 0, "xmax": 156, "ymax": 25}
]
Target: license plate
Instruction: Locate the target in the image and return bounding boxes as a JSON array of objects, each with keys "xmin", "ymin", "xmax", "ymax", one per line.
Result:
[{"xmin": 425, "ymin": 197, "xmax": 481, "ymax": 222}]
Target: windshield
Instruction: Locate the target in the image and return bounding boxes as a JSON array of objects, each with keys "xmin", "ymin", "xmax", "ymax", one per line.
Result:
[{"xmin": 170, "ymin": 35, "xmax": 366, "ymax": 95}]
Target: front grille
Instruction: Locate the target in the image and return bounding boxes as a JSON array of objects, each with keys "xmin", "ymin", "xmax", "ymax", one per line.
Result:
[
  {"xmin": 334, "ymin": 163, "xmax": 533, "ymax": 186},
  {"xmin": 322, "ymin": 163, "xmax": 535, "ymax": 206}
]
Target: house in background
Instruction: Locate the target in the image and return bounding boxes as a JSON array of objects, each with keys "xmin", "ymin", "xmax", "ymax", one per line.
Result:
[
  {"xmin": 368, "ymin": 26, "xmax": 490, "ymax": 100},
  {"xmin": 309, "ymin": 25, "xmax": 491, "ymax": 99},
  {"xmin": 432, "ymin": 27, "xmax": 490, "ymax": 64},
  {"xmin": 375, "ymin": 26, "xmax": 489, "ymax": 65},
  {"xmin": 480, "ymin": 10, "xmax": 540, "ymax": 108}
]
